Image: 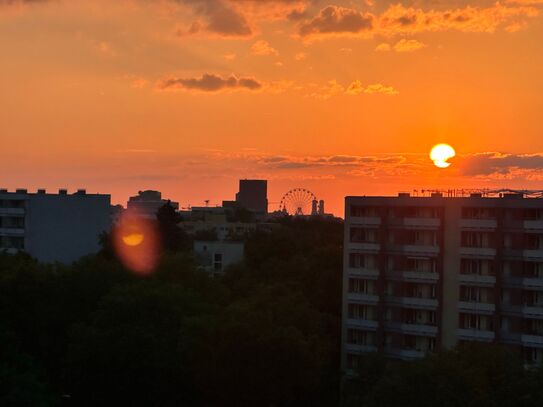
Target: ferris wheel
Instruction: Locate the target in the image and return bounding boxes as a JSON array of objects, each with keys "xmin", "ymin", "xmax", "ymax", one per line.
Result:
[{"xmin": 279, "ymin": 188, "xmax": 317, "ymax": 216}]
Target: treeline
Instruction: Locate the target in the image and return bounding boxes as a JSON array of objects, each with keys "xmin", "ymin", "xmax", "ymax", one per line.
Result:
[
  {"xmin": 343, "ymin": 344, "xmax": 543, "ymax": 407},
  {"xmin": 0, "ymin": 217, "xmax": 343, "ymax": 406}
]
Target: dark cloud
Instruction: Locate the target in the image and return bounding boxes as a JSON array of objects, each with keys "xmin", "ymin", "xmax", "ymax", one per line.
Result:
[
  {"xmin": 460, "ymin": 153, "xmax": 543, "ymax": 176},
  {"xmin": 158, "ymin": 73, "xmax": 262, "ymax": 92},
  {"xmin": 298, "ymin": 5, "xmax": 374, "ymax": 37}
]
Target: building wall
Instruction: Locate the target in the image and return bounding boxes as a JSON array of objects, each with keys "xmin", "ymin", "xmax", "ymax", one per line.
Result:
[{"xmin": 1, "ymin": 190, "xmax": 111, "ymax": 263}]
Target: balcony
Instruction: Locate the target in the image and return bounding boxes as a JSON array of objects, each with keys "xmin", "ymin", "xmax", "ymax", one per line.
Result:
[
  {"xmin": 503, "ymin": 276, "xmax": 543, "ymax": 290},
  {"xmin": 457, "ymin": 328, "xmax": 495, "ymax": 342},
  {"xmin": 347, "ymin": 292, "xmax": 380, "ymax": 305},
  {"xmin": 0, "ymin": 208, "xmax": 25, "ymax": 216},
  {"xmin": 349, "ymin": 242, "xmax": 380, "ymax": 252},
  {"xmin": 386, "ymin": 270, "xmax": 439, "ymax": 284},
  {"xmin": 384, "ymin": 321, "xmax": 438, "ymax": 337},
  {"xmin": 502, "ymin": 304, "xmax": 543, "ymax": 318},
  {"xmin": 350, "ymin": 216, "xmax": 381, "ymax": 226},
  {"xmin": 346, "ymin": 318, "xmax": 379, "ymax": 331},
  {"xmin": 347, "ymin": 267, "xmax": 379, "ymax": 279},
  {"xmin": 0, "ymin": 228, "xmax": 25, "ymax": 236},
  {"xmin": 500, "ymin": 332, "xmax": 543, "ymax": 348},
  {"xmin": 460, "ymin": 219, "xmax": 498, "ymax": 230},
  {"xmin": 386, "ymin": 244, "xmax": 440, "ymax": 256},
  {"xmin": 0, "ymin": 248, "xmax": 19, "ymax": 254},
  {"xmin": 385, "ymin": 296, "xmax": 438, "ymax": 310},
  {"xmin": 458, "ymin": 274, "xmax": 496, "ymax": 287},
  {"xmin": 345, "ymin": 343, "xmax": 378, "ymax": 354},
  {"xmin": 389, "ymin": 217, "xmax": 440, "ymax": 229},
  {"xmin": 384, "ymin": 347, "xmax": 426, "ymax": 360},
  {"xmin": 459, "ymin": 247, "xmax": 497, "ymax": 257},
  {"xmin": 458, "ymin": 301, "xmax": 496, "ymax": 314},
  {"xmin": 523, "ymin": 220, "xmax": 543, "ymax": 232}
]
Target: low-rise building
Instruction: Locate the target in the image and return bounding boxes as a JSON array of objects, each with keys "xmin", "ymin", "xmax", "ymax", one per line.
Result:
[
  {"xmin": 193, "ymin": 240, "xmax": 244, "ymax": 276},
  {"xmin": 127, "ymin": 190, "xmax": 179, "ymax": 219}
]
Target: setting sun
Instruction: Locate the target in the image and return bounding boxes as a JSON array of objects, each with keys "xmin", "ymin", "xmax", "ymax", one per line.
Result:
[
  {"xmin": 122, "ymin": 233, "xmax": 145, "ymax": 247},
  {"xmin": 430, "ymin": 144, "xmax": 456, "ymax": 168}
]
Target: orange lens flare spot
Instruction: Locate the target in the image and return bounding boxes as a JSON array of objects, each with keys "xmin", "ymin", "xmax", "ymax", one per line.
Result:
[
  {"xmin": 112, "ymin": 209, "xmax": 160, "ymax": 275},
  {"xmin": 122, "ymin": 233, "xmax": 145, "ymax": 247},
  {"xmin": 430, "ymin": 143, "xmax": 455, "ymax": 168}
]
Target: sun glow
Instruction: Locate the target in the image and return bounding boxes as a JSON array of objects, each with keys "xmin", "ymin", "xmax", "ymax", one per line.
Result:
[{"xmin": 430, "ymin": 144, "xmax": 456, "ymax": 168}]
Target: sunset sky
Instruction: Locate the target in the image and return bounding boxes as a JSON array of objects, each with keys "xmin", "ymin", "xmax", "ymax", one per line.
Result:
[{"xmin": 2, "ymin": 0, "xmax": 543, "ymax": 215}]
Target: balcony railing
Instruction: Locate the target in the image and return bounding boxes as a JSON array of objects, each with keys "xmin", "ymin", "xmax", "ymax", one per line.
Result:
[
  {"xmin": 349, "ymin": 216, "xmax": 381, "ymax": 226},
  {"xmin": 386, "ymin": 244, "xmax": 440, "ymax": 256},
  {"xmin": 384, "ymin": 321, "xmax": 438, "ymax": 337},
  {"xmin": 0, "ymin": 228, "xmax": 25, "ymax": 236},
  {"xmin": 347, "ymin": 267, "xmax": 379, "ymax": 279},
  {"xmin": 457, "ymin": 328, "xmax": 495, "ymax": 342},
  {"xmin": 386, "ymin": 270, "xmax": 439, "ymax": 284},
  {"xmin": 347, "ymin": 292, "xmax": 380, "ymax": 305},
  {"xmin": 349, "ymin": 242, "xmax": 380, "ymax": 252},
  {"xmin": 460, "ymin": 219, "xmax": 498, "ymax": 230},
  {"xmin": 346, "ymin": 318, "xmax": 379, "ymax": 331},
  {"xmin": 501, "ymin": 304, "xmax": 543, "ymax": 318},
  {"xmin": 385, "ymin": 296, "xmax": 438, "ymax": 310},
  {"xmin": 459, "ymin": 247, "xmax": 497, "ymax": 257},
  {"xmin": 388, "ymin": 217, "xmax": 440, "ymax": 229},
  {"xmin": 0, "ymin": 208, "xmax": 25, "ymax": 216},
  {"xmin": 345, "ymin": 343, "xmax": 378, "ymax": 354},
  {"xmin": 384, "ymin": 347, "xmax": 426, "ymax": 360},
  {"xmin": 523, "ymin": 220, "xmax": 543, "ymax": 232},
  {"xmin": 458, "ymin": 301, "xmax": 496, "ymax": 314},
  {"xmin": 458, "ymin": 274, "xmax": 496, "ymax": 287},
  {"xmin": 503, "ymin": 276, "xmax": 543, "ymax": 290}
]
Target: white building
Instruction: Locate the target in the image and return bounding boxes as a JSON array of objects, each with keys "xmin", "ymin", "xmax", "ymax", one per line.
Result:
[
  {"xmin": 343, "ymin": 192, "xmax": 543, "ymax": 369},
  {"xmin": 193, "ymin": 240, "xmax": 244, "ymax": 276},
  {"xmin": 0, "ymin": 188, "xmax": 111, "ymax": 263}
]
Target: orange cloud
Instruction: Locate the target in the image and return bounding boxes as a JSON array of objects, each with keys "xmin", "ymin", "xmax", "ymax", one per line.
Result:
[{"xmin": 251, "ymin": 39, "xmax": 279, "ymax": 56}]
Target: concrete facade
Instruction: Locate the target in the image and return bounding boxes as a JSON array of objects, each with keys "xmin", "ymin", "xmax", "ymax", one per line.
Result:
[
  {"xmin": 0, "ymin": 189, "xmax": 111, "ymax": 263},
  {"xmin": 342, "ymin": 193, "xmax": 543, "ymax": 369},
  {"xmin": 193, "ymin": 240, "xmax": 244, "ymax": 276}
]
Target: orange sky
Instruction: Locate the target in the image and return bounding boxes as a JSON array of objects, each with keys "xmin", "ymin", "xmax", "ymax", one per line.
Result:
[{"xmin": 1, "ymin": 0, "xmax": 543, "ymax": 215}]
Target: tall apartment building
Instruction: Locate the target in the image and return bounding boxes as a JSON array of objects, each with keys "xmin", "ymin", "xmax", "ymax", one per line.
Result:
[
  {"xmin": 0, "ymin": 188, "xmax": 111, "ymax": 263},
  {"xmin": 342, "ymin": 192, "xmax": 543, "ymax": 369}
]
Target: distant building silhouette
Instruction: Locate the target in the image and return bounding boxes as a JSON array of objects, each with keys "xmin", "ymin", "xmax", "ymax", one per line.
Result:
[
  {"xmin": 343, "ymin": 192, "xmax": 543, "ymax": 369},
  {"xmin": 0, "ymin": 188, "xmax": 111, "ymax": 263},
  {"xmin": 235, "ymin": 180, "xmax": 268, "ymax": 214},
  {"xmin": 127, "ymin": 190, "xmax": 179, "ymax": 219}
]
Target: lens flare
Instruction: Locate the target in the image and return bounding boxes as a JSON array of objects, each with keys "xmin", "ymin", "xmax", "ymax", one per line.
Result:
[
  {"xmin": 430, "ymin": 143, "xmax": 455, "ymax": 168},
  {"xmin": 112, "ymin": 209, "xmax": 160, "ymax": 275}
]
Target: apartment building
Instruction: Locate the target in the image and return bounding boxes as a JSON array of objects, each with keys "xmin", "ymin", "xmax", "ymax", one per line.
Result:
[
  {"xmin": 0, "ymin": 188, "xmax": 111, "ymax": 263},
  {"xmin": 342, "ymin": 192, "xmax": 543, "ymax": 369}
]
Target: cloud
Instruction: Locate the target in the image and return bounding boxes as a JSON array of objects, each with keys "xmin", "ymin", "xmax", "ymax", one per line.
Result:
[
  {"xmin": 157, "ymin": 73, "xmax": 262, "ymax": 92},
  {"xmin": 459, "ymin": 152, "xmax": 543, "ymax": 177},
  {"xmin": 298, "ymin": 5, "xmax": 374, "ymax": 38},
  {"xmin": 294, "ymin": 51, "xmax": 307, "ymax": 60},
  {"xmin": 298, "ymin": 3, "xmax": 539, "ymax": 40},
  {"xmin": 251, "ymin": 39, "xmax": 279, "ymax": 56},
  {"xmin": 345, "ymin": 80, "xmax": 399, "ymax": 95},
  {"xmin": 393, "ymin": 38, "xmax": 427, "ymax": 52},
  {"xmin": 375, "ymin": 43, "xmax": 392, "ymax": 52}
]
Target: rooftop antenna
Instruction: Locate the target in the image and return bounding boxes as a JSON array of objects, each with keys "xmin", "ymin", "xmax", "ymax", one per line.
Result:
[{"xmin": 204, "ymin": 200, "xmax": 210, "ymax": 207}]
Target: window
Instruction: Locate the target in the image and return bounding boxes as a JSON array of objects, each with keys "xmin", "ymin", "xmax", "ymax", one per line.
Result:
[
  {"xmin": 347, "ymin": 329, "xmax": 374, "ymax": 345},
  {"xmin": 351, "ymin": 206, "xmax": 379, "ymax": 217},
  {"xmin": 459, "ymin": 313, "xmax": 492, "ymax": 330},
  {"xmin": 213, "ymin": 253, "xmax": 222, "ymax": 271},
  {"xmin": 462, "ymin": 207, "xmax": 496, "ymax": 219},
  {"xmin": 460, "ymin": 259, "xmax": 495, "ymax": 275},
  {"xmin": 348, "ymin": 304, "xmax": 374, "ymax": 320},
  {"xmin": 350, "ymin": 227, "xmax": 378, "ymax": 243},
  {"xmin": 461, "ymin": 231, "xmax": 494, "ymax": 248},
  {"xmin": 349, "ymin": 278, "xmax": 373, "ymax": 294}
]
